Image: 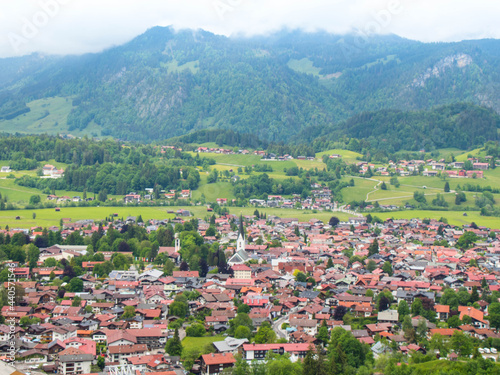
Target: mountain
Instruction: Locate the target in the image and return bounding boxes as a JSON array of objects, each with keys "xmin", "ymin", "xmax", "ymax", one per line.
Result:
[
  {"xmin": 1, "ymin": 27, "xmax": 500, "ymax": 143},
  {"xmin": 294, "ymin": 103, "xmax": 500, "ymax": 154}
]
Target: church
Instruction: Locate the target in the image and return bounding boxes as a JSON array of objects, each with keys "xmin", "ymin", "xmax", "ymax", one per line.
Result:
[{"xmin": 228, "ymin": 216, "xmax": 250, "ymax": 266}]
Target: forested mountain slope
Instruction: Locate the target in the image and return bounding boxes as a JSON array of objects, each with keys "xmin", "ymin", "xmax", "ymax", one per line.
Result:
[{"xmin": 1, "ymin": 27, "xmax": 500, "ymax": 143}]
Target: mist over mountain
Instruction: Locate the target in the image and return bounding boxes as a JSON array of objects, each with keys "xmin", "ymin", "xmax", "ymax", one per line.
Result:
[{"xmin": 1, "ymin": 27, "xmax": 499, "ymax": 144}]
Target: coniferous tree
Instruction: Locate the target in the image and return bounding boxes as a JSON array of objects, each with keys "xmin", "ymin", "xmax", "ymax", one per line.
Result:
[
  {"xmin": 199, "ymin": 259, "xmax": 209, "ymax": 278},
  {"xmin": 303, "ymin": 346, "xmax": 316, "ymax": 375},
  {"xmin": 165, "ymin": 328, "xmax": 182, "ymax": 356},
  {"xmin": 316, "ymin": 320, "xmax": 329, "ymax": 346},
  {"xmin": 326, "ymin": 257, "xmax": 334, "ymax": 269},
  {"xmin": 368, "ymin": 238, "xmax": 379, "ymax": 256},
  {"xmin": 471, "ymin": 286, "xmax": 480, "ymax": 302},
  {"xmin": 316, "ymin": 348, "xmax": 328, "ymax": 375}
]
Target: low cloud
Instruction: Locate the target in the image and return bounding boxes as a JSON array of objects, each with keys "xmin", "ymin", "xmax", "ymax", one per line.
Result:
[{"xmin": 0, "ymin": 0, "xmax": 499, "ymax": 58}]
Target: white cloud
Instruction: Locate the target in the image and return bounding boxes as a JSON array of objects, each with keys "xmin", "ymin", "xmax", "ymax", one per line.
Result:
[{"xmin": 0, "ymin": 0, "xmax": 499, "ymax": 58}]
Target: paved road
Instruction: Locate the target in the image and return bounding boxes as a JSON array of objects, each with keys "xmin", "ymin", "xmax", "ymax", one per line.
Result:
[
  {"xmin": 272, "ymin": 316, "xmax": 288, "ymax": 339},
  {"xmin": 179, "ymin": 327, "xmax": 186, "ymax": 340},
  {"xmin": 14, "ymin": 362, "xmax": 51, "ymax": 375}
]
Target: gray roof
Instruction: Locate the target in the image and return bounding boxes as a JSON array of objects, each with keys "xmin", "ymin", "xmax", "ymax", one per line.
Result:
[
  {"xmin": 371, "ymin": 341, "xmax": 389, "ymax": 355},
  {"xmin": 213, "ymin": 337, "xmax": 249, "ymax": 352},
  {"xmin": 59, "ymin": 353, "xmax": 94, "ymax": 363},
  {"xmin": 139, "ymin": 269, "xmax": 164, "ymax": 279},
  {"xmin": 228, "ymin": 249, "xmax": 250, "ymax": 264},
  {"xmin": 299, "ymin": 291, "xmax": 320, "ymax": 299}
]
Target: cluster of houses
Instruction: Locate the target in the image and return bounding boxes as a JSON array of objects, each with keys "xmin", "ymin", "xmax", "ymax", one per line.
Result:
[
  {"xmin": 3, "ymin": 214, "xmax": 500, "ymax": 374},
  {"xmin": 195, "ymin": 147, "xmax": 315, "ymax": 162},
  {"xmin": 196, "ymin": 147, "xmax": 248, "ymax": 155},
  {"xmin": 0, "ymin": 164, "xmax": 64, "ymax": 178},
  {"xmin": 47, "ymin": 195, "xmax": 90, "ymax": 204},
  {"xmin": 123, "ymin": 190, "xmax": 192, "ymax": 204},
  {"xmin": 42, "ymin": 164, "xmax": 64, "ymax": 179},
  {"xmin": 245, "ymin": 184, "xmax": 337, "ymax": 211},
  {"xmin": 359, "ymin": 157, "xmax": 494, "ymax": 178}
]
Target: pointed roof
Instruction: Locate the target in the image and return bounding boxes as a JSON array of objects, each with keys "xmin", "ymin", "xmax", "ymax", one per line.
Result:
[
  {"xmin": 239, "ymin": 215, "xmax": 245, "ymax": 239},
  {"xmin": 228, "ymin": 249, "xmax": 250, "ymax": 264}
]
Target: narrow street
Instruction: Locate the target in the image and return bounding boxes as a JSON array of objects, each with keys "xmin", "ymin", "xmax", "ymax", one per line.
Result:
[{"xmin": 272, "ymin": 316, "xmax": 288, "ymax": 339}]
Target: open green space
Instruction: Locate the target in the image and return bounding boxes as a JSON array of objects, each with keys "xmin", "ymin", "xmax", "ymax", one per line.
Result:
[
  {"xmin": 192, "ymin": 179, "xmax": 235, "ymax": 202},
  {"xmin": 0, "ymin": 97, "xmax": 102, "ymax": 137},
  {"xmin": 433, "ymin": 147, "xmax": 464, "ymax": 158},
  {"xmin": 341, "ymin": 177, "xmax": 378, "ymax": 202},
  {"xmin": 403, "ymin": 169, "xmax": 500, "ymax": 190},
  {"xmin": 373, "ymin": 210, "xmax": 500, "ymax": 229},
  {"xmin": 162, "ymin": 59, "xmax": 200, "ymax": 74},
  {"xmin": 188, "ymin": 152, "xmax": 261, "ymax": 167},
  {"xmin": 293, "ymin": 158, "xmax": 325, "ymax": 170},
  {"xmin": 316, "ymin": 149, "xmax": 363, "ymax": 163},
  {"xmin": 287, "ymin": 58, "xmax": 323, "ymax": 77},
  {"xmin": 181, "ymin": 335, "xmax": 225, "ymax": 353},
  {"xmin": 0, "ymin": 206, "xmax": 175, "ymax": 228},
  {"xmin": 0, "ymin": 176, "xmax": 122, "ymax": 206},
  {"xmin": 0, "ymin": 178, "xmax": 48, "ymax": 204},
  {"xmin": 454, "ymin": 147, "xmax": 485, "ymax": 162},
  {"xmin": 187, "ymin": 205, "xmax": 352, "ymax": 223}
]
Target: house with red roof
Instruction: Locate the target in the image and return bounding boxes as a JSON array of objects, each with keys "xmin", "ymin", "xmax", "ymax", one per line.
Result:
[
  {"xmin": 200, "ymin": 352, "xmax": 236, "ymax": 375},
  {"xmin": 459, "ymin": 306, "xmax": 489, "ymax": 329}
]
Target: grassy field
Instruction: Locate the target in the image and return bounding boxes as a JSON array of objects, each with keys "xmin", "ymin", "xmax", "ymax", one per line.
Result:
[
  {"xmin": 341, "ymin": 177, "xmax": 378, "ymax": 202},
  {"xmin": 455, "ymin": 147, "xmax": 485, "ymax": 162},
  {"xmin": 162, "ymin": 59, "xmax": 200, "ymax": 74},
  {"xmin": 188, "ymin": 152, "xmax": 261, "ymax": 167},
  {"xmin": 0, "ymin": 97, "xmax": 103, "ymax": 137},
  {"xmin": 0, "ymin": 176, "xmax": 122, "ymax": 206},
  {"xmin": 401, "ymin": 169, "xmax": 500, "ymax": 191},
  {"xmin": 293, "ymin": 158, "xmax": 325, "ymax": 170},
  {"xmin": 181, "ymin": 336, "xmax": 225, "ymax": 353},
  {"xmin": 0, "ymin": 178, "xmax": 48, "ymax": 205},
  {"xmin": 5, "ymin": 204, "xmax": 500, "ymax": 230},
  {"xmin": 0, "ymin": 206, "xmax": 176, "ymax": 228},
  {"xmin": 188, "ymin": 205, "xmax": 352, "ymax": 223},
  {"xmin": 316, "ymin": 149, "xmax": 363, "ymax": 163},
  {"xmin": 373, "ymin": 209, "xmax": 500, "ymax": 228},
  {"xmin": 2, "ymin": 144, "xmax": 500, "ymax": 230},
  {"xmin": 287, "ymin": 58, "xmax": 323, "ymax": 77},
  {"xmin": 192, "ymin": 179, "xmax": 235, "ymax": 201}
]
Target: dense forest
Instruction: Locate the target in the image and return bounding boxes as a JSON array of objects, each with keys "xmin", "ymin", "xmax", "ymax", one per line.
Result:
[
  {"xmin": 2, "ymin": 27, "xmax": 500, "ymax": 142},
  {"xmin": 0, "ymin": 134, "xmax": 210, "ymax": 196},
  {"xmin": 296, "ymin": 103, "xmax": 500, "ymax": 157},
  {"xmin": 16, "ymin": 162, "xmax": 200, "ymax": 196}
]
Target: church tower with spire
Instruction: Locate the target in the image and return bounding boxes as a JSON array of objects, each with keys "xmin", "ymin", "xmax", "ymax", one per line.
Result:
[
  {"xmin": 237, "ymin": 214, "xmax": 246, "ymax": 252},
  {"xmin": 229, "ymin": 215, "xmax": 250, "ymax": 266}
]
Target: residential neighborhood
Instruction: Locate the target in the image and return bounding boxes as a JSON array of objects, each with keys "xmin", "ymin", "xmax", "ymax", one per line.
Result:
[{"xmin": 2, "ymin": 210, "xmax": 500, "ymax": 375}]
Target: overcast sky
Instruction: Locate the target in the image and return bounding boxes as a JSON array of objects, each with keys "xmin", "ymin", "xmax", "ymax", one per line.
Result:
[{"xmin": 1, "ymin": 0, "xmax": 499, "ymax": 58}]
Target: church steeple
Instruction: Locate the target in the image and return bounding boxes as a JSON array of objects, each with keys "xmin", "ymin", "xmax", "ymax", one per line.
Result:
[
  {"xmin": 239, "ymin": 214, "xmax": 245, "ymax": 239},
  {"xmin": 237, "ymin": 215, "xmax": 245, "ymax": 252}
]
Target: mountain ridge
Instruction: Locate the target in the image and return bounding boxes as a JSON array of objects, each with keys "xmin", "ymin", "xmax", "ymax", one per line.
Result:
[{"xmin": 0, "ymin": 26, "xmax": 499, "ymax": 143}]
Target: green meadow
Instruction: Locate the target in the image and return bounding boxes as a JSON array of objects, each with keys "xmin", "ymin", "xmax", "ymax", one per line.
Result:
[
  {"xmin": 0, "ymin": 143, "xmax": 500, "ymax": 230},
  {"xmin": 374, "ymin": 210, "xmax": 500, "ymax": 228},
  {"xmin": 316, "ymin": 149, "xmax": 364, "ymax": 163},
  {"xmin": 181, "ymin": 336, "xmax": 225, "ymax": 356},
  {"xmin": 1, "ymin": 206, "xmax": 176, "ymax": 228},
  {"xmin": 0, "ymin": 97, "xmax": 103, "ymax": 137},
  {"xmin": 287, "ymin": 58, "xmax": 323, "ymax": 77}
]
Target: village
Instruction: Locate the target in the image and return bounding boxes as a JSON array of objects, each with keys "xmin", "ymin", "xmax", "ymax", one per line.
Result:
[{"xmin": 2, "ymin": 209, "xmax": 500, "ymax": 375}]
